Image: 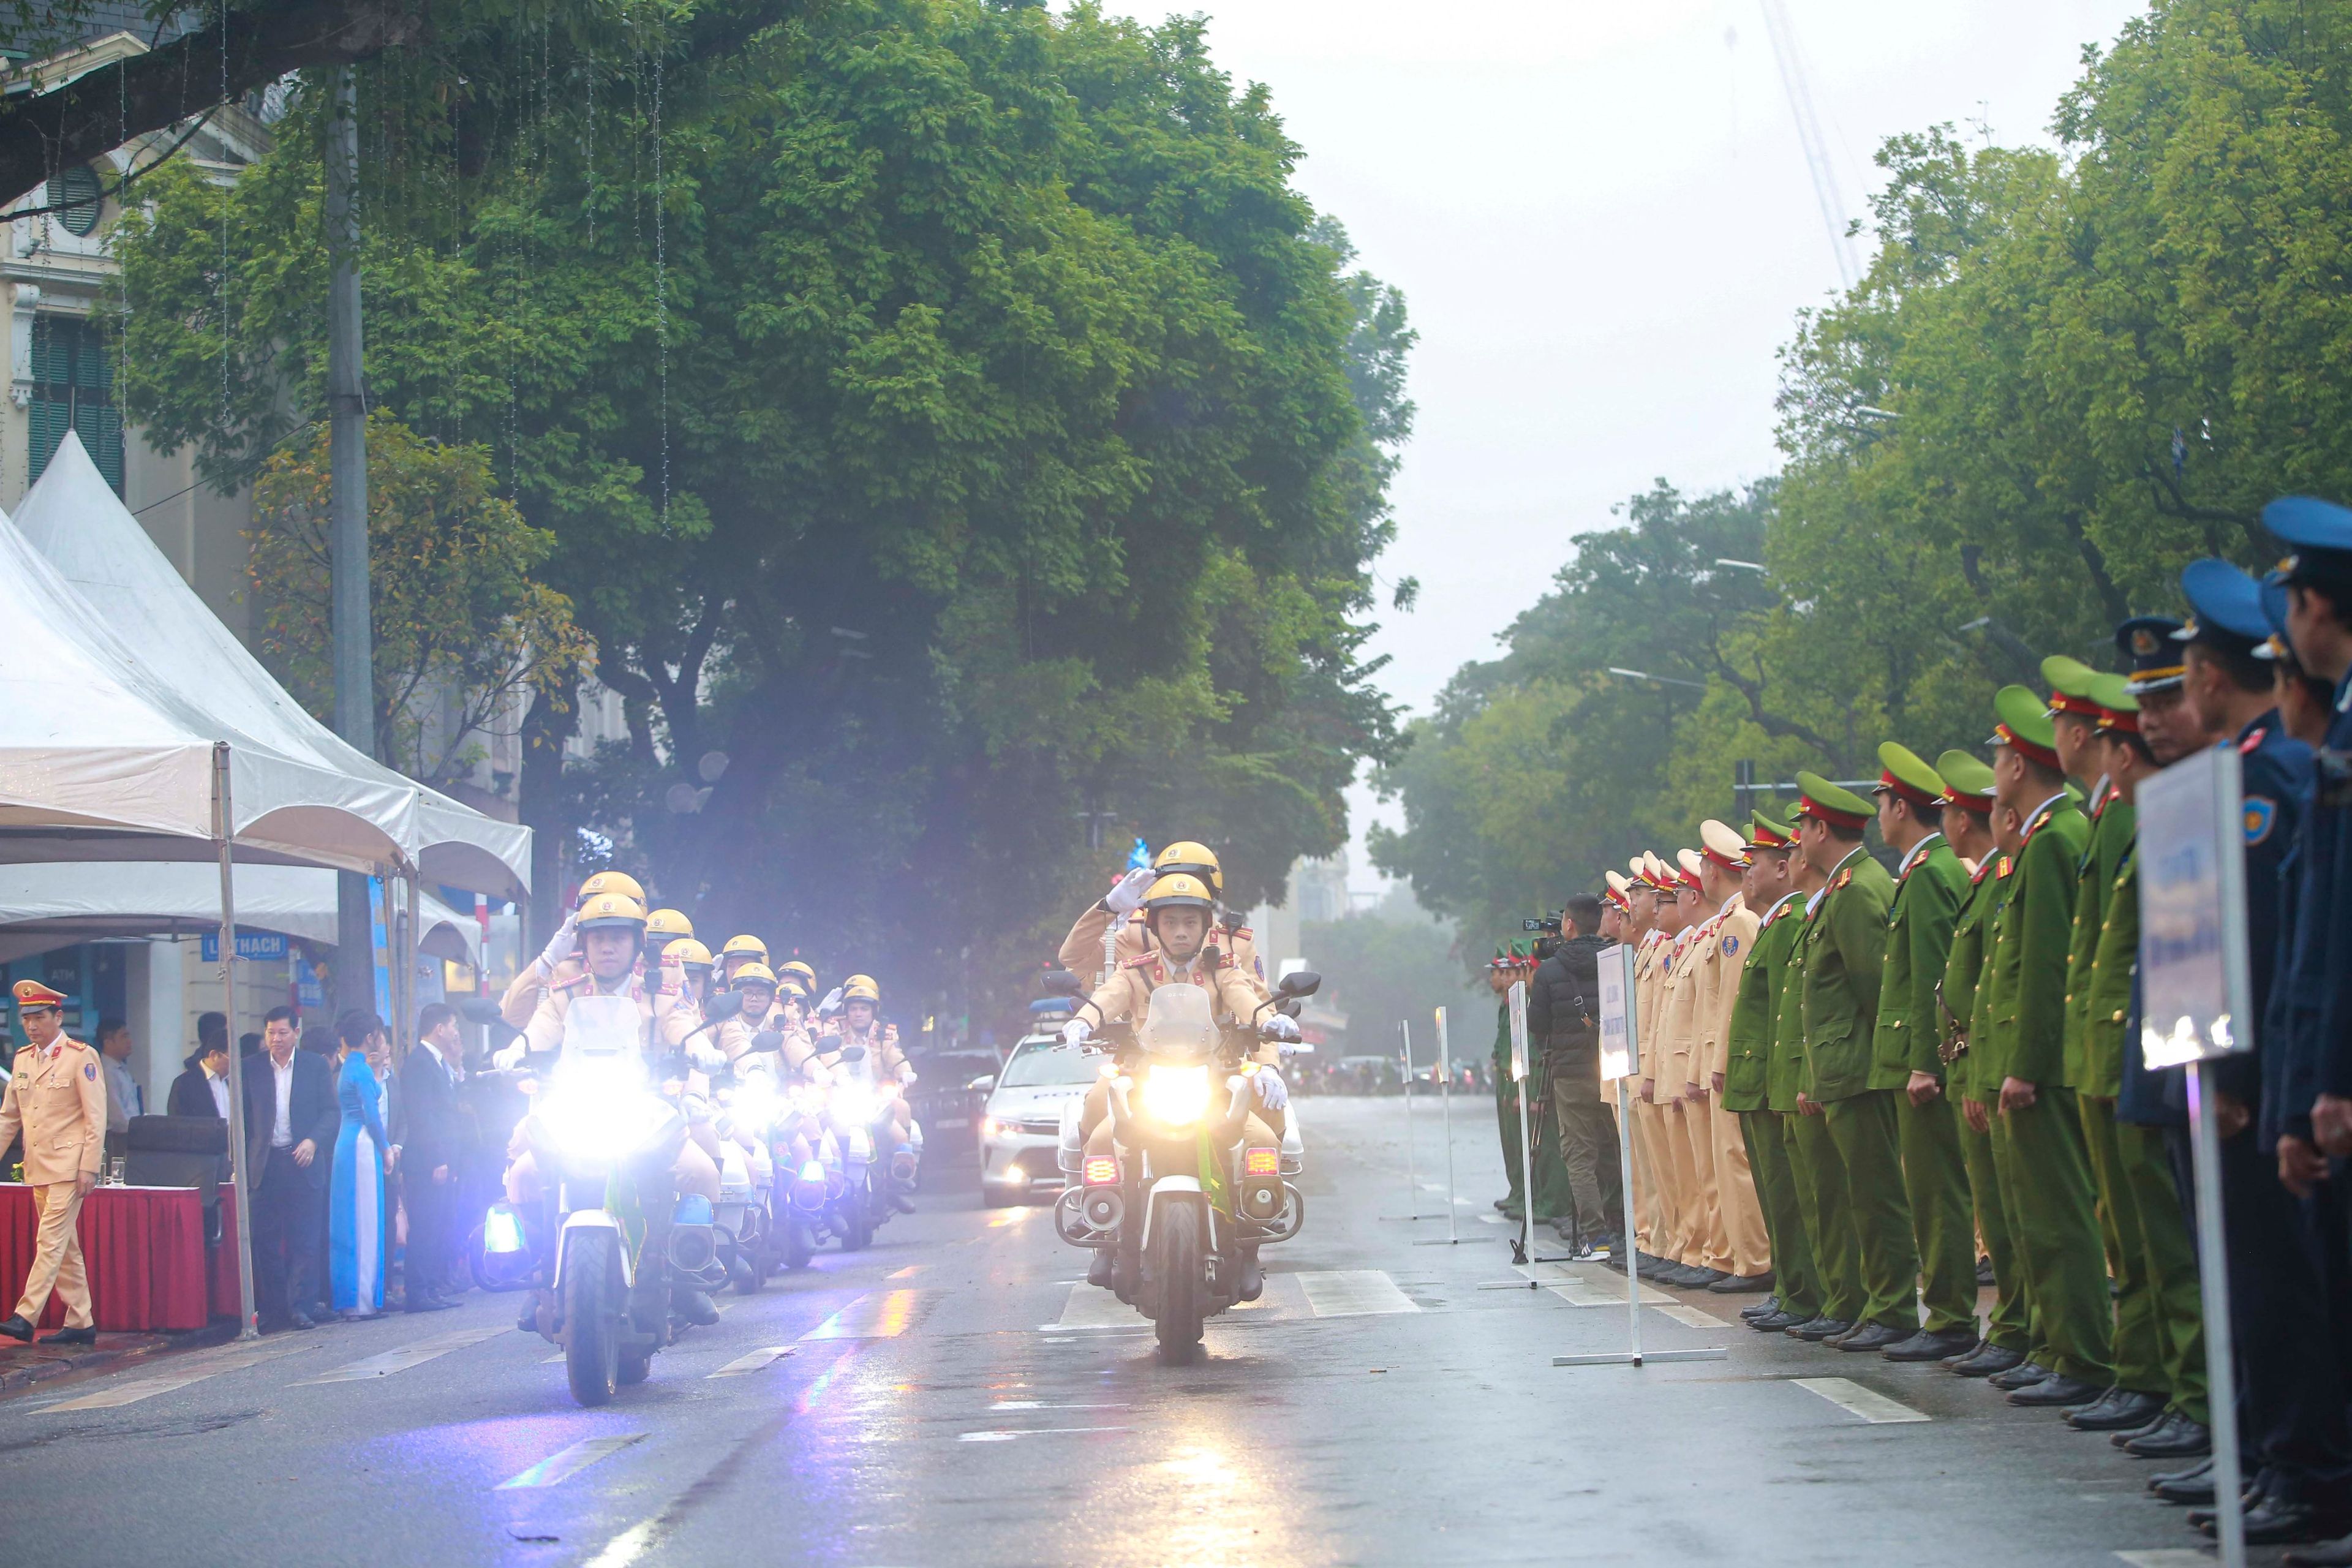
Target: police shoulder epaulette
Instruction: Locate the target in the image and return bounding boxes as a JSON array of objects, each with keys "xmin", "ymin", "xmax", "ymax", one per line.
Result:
[
  {"xmin": 1831, "ymin": 867, "xmax": 1853, "ymax": 891},
  {"xmin": 1124, "ymin": 952, "xmax": 1158, "ymax": 970},
  {"xmin": 2241, "ymin": 726, "xmax": 2268, "ymax": 755}
]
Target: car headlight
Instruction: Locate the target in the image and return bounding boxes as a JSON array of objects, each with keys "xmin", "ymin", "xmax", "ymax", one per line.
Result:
[{"xmin": 1141, "ymin": 1065, "xmax": 1211, "ymax": 1128}]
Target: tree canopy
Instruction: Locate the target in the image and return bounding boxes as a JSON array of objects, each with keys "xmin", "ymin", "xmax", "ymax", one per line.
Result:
[{"xmin": 111, "ymin": 0, "xmax": 1411, "ymax": 1036}]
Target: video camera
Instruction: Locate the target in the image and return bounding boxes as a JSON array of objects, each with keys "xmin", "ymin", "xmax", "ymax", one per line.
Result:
[{"xmin": 1522, "ymin": 913, "xmax": 1562, "ymax": 935}]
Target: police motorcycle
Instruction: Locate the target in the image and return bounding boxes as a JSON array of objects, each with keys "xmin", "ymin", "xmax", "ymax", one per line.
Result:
[
  {"xmin": 709, "ymin": 1062, "xmax": 782, "ymax": 1292},
  {"xmin": 1049, "ymin": 971, "xmax": 1317, "ymax": 1365},
  {"xmin": 514, "ymin": 986, "xmax": 745, "ymax": 1407}
]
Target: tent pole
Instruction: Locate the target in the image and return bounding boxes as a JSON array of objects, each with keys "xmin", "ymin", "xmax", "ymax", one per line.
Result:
[
  {"xmin": 213, "ymin": 744, "xmax": 259, "ymax": 1341},
  {"xmin": 401, "ymin": 867, "xmax": 420, "ymax": 1066}
]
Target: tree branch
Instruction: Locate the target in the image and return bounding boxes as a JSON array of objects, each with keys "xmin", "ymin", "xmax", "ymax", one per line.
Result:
[
  {"xmin": 2057, "ymin": 507, "xmax": 2130, "ymax": 626},
  {"xmin": 0, "ymin": 0, "xmax": 427, "ymax": 207},
  {"xmin": 1706, "ymin": 643, "xmax": 1841, "ymax": 761}
]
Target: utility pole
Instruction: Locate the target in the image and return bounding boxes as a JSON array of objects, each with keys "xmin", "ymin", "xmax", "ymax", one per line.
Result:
[{"xmin": 326, "ymin": 67, "xmax": 377, "ymax": 1019}]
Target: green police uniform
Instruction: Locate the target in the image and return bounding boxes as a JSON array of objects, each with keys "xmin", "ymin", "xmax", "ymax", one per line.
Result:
[
  {"xmin": 1871, "ymin": 743, "xmax": 1977, "ymax": 1340},
  {"xmin": 1781, "ymin": 889, "xmax": 1856, "ymax": 1327},
  {"xmin": 1728, "ymin": 812, "xmax": 1817, "ymax": 1320},
  {"xmin": 1978, "ymin": 686, "xmax": 2112, "ymax": 1387},
  {"xmin": 1794, "ymin": 772, "xmax": 1917, "ymax": 1334},
  {"xmin": 1970, "ymin": 839, "xmax": 2050, "ymax": 1367},
  {"xmin": 2058, "ymin": 666, "xmax": 2164, "ymax": 1402}
]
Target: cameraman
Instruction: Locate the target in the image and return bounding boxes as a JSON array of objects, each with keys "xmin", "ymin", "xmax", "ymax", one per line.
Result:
[{"xmin": 1527, "ymin": 894, "xmax": 1624, "ymax": 1256}]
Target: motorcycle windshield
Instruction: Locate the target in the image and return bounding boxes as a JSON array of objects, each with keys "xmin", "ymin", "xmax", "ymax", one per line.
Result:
[
  {"xmin": 1137, "ymin": 982, "xmax": 1216, "ymax": 1061},
  {"xmin": 562, "ymin": 993, "xmax": 645, "ymax": 1065}
]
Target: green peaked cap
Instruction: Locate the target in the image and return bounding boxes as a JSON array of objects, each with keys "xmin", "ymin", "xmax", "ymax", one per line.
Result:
[
  {"xmin": 1795, "ymin": 769, "xmax": 1873, "ymax": 824},
  {"xmin": 2040, "ymin": 654, "xmax": 2099, "ymax": 701},
  {"xmin": 1934, "ymin": 749, "xmax": 1996, "ymax": 800},
  {"xmin": 1746, "ymin": 809, "xmax": 1794, "ymax": 848},
  {"xmin": 1990, "ymin": 684, "xmax": 2059, "ymax": 760},
  {"xmin": 1875, "ymin": 741, "xmax": 1946, "ymax": 803},
  {"xmin": 2087, "ymin": 671, "xmax": 2139, "ymax": 716}
]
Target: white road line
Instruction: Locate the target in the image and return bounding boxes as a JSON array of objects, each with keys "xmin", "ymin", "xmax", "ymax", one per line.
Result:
[
  {"xmin": 1518, "ymin": 1262, "xmax": 1672, "ymax": 1306},
  {"xmin": 288, "ymin": 1325, "xmax": 507, "ymax": 1385},
  {"xmin": 583, "ymin": 1520, "xmax": 658, "ymax": 1568},
  {"xmin": 1791, "ymin": 1377, "xmax": 1930, "ymax": 1424},
  {"xmin": 800, "ymin": 1289, "xmax": 933, "ymax": 1340},
  {"xmin": 958, "ymin": 1425, "xmax": 1132, "ymax": 1442},
  {"xmin": 992, "ymin": 1400, "xmax": 1128, "ymax": 1411},
  {"xmin": 1652, "ymin": 1303, "xmax": 1733, "ymax": 1329},
  {"xmin": 1477, "ymin": 1213, "xmax": 1508, "ymax": 1225},
  {"xmin": 497, "ymin": 1432, "xmax": 646, "ymax": 1489},
  {"xmin": 1419, "ymin": 1182, "xmax": 1447, "ymax": 1193},
  {"xmin": 709, "ymin": 1346, "xmax": 797, "ymax": 1377},
  {"xmin": 1053, "ymin": 1284, "xmax": 1140, "ymax": 1330},
  {"xmin": 888, "ymin": 1265, "xmax": 925, "ymax": 1279},
  {"xmin": 35, "ymin": 1342, "xmax": 310, "ymax": 1411},
  {"xmin": 2114, "ymin": 1553, "xmax": 2218, "ymax": 1568},
  {"xmin": 1297, "ymin": 1270, "xmax": 1420, "ymax": 1317}
]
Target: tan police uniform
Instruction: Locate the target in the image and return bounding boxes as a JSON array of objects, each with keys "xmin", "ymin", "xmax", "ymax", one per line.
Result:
[
  {"xmin": 1632, "ymin": 926, "xmax": 1684, "ymax": 1261},
  {"xmin": 0, "ymin": 982, "xmax": 107, "ymax": 1333},
  {"xmin": 1058, "ymin": 903, "xmax": 1270, "ymax": 1000},
  {"xmin": 1693, "ymin": 890, "xmax": 1771, "ymax": 1278},
  {"xmin": 1658, "ymin": 920, "xmax": 1720, "ymax": 1271}
]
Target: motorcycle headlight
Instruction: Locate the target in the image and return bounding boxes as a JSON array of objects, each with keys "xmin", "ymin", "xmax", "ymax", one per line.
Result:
[
  {"xmin": 1142, "ymin": 1064, "xmax": 1211, "ymax": 1128},
  {"xmin": 831, "ymin": 1085, "xmax": 880, "ymax": 1126},
  {"xmin": 731, "ymin": 1080, "xmax": 782, "ymax": 1137},
  {"xmin": 537, "ymin": 1055, "xmax": 669, "ymax": 1158}
]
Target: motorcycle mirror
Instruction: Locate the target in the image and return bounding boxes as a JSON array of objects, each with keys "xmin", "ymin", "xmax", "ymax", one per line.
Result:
[
  {"xmin": 1275, "ymin": 970, "xmax": 1322, "ymax": 1000},
  {"xmin": 750, "ymin": 1028, "xmax": 784, "ymax": 1055},
  {"xmin": 1039, "ymin": 968, "xmax": 1084, "ymax": 998},
  {"xmin": 704, "ymin": 992, "xmax": 747, "ymax": 1022},
  {"xmin": 458, "ymin": 998, "xmax": 506, "ymax": 1025},
  {"xmin": 837, "ymin": 1044, "xmax": 867, "ymax": 1063},
  {"xmin": 1278, "ymin": 997, "xmax": 1304, "ymax": 1019}
]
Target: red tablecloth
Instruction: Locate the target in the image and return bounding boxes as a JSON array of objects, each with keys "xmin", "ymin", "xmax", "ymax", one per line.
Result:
[{"xmin": 0, "ymin": 1183, "xmax": 225, "ymax": 1332}]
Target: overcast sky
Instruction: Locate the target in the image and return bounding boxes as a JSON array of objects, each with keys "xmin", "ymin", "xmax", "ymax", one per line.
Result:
[{"xmin": 1088, "ymin": 0, "xmax": 2149, "ymax": 898}]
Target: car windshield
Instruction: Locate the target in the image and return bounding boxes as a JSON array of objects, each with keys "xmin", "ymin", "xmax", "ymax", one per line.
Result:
[{"xmin": 998, "ymin": 1040, "xmax": 1098, "ymax": 1088}]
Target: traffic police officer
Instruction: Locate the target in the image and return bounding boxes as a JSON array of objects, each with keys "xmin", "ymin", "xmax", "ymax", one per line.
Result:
[{"xmin": 0, "ymin": 980, "xmax": 108, "ymax": 1344}]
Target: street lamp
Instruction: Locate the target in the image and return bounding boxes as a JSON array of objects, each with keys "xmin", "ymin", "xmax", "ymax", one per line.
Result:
[
  {"xmin": 1606, "ymin": 666, "xmax": 1709, "ymax": 692},
  {"xmin": 1714, "ymin": 558, "xmax": 1767, "ymax": 573}
]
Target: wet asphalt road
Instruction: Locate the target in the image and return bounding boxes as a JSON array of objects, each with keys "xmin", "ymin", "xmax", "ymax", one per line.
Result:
[{"xmin": 0, "ymin": 1095, "xmax": 2245, "ymax": 1566}]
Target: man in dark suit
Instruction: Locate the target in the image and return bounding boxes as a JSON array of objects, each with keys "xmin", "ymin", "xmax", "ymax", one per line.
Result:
[
  {"xmin": 394, "ymin": 1003, "xmax": 464, "ymax": 1312},
  {"xmin": 242, "ymin": 1006, "xmax": 337, "ymax": 1330},
  {"xmin": 167, "ymin": 1024, "xmax": 233, "ymax": 1120}
]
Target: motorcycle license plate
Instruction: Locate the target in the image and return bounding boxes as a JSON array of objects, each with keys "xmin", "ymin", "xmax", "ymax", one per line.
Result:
[{"xmin": 935, "ymin": 1118, "xmax": 968, "ymax": 1129}]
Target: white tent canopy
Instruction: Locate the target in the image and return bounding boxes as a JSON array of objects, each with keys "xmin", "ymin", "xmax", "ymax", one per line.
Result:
[
  {"xmin": 15, "ymin": 433, "xmax": 532, "ymax": 896},
  {"xmin": 0, "ymin": 862, "xmax": 484, "ymax": 967},
  {"xmin": 0, "ymin": 494, "xmax": 414, "ymax": 871}
]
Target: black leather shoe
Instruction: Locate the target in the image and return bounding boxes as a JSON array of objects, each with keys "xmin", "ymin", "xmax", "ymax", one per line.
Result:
[
  {"xmin": 2075, "ymin": 1389, "xmax": 2166, "ymax": 1431},
  {"xmin": 1976, "ymin": 1254, "xmax": 1995, "ymax": 1286},
  {"xmin": 1709, "ymin": 1272, "xmax": 1774, "ymax": 1294},
  {"xmin": 2217, "ymin": 1497, "xmax": 2340, "ymax": 1547},
  {"xmin": 1883, "ymin": 1327, "xmax": 1978, "ymax": 1362},
  {"xmin": 1087, "ymin": 1250, "xmax": 1114, "ymax": 1288},
  {"xmin": 1951, "ymin": 1343, "xmax": 2027, "ymax": 1378},
  {"xmin": 2008, "ymin": 1372, "xmax": 2101, "ymax": 1407},
  {"xmin": 2127, "ymin": 1413, "xmax": 2213, "ymax": 1460},
  {"xmin": 1939, "ymin": 1336, "xmax": 1987, "ymax": 1368},
  {"xmin": 1237, "ymin": 1254, "xmax": 1266, "ymax": 1302},
  {"xmin": 1492, "ymin": 1197, "xmax": 1513, "ymax": 1212},
  {"xmin": 671, "ymin": 1288, "xmax": 721, "ymax": 1327},
  {"xmin": 1986, "ymin": 1359, "xmax": 2050, "ymax": 1390},
  {"xmin": 2152, "ymin": 1460, "xmax": 2216, "ymax": 1507},
  {"xmin": 2111, "ymin": 1412, "xmax": 2171, "ymax": 1447},
  {"xmin": 288, "ymin": 1310, "xmax": 317, "ymax": 1331},
  {"xmin": 1741, "ymin": 1298, "xmax": 1781, "ymax": 1320},
  {"xmin": 1787, "ymin": 1316, "xmax": 1852, "ymax": 1342},
  {"xmin": 0, "ymin": 1314, "xmax": 33, "ymax": 1343},
  {"xmin": 1751, "ymin": 1309, "xmax": 1805, "ymax": 1332},
  {"xmin": 1657, "ymin": 1264, "xmax": 1706, "ymax": 1287},
  {"xmin": 43, "ymin": 1324, "xmax": 96, "ymax": 1346},
  {"xmin": 1836, "ymin": 1322, "xmax": 1910, "ymax": 1353},
  {"xmin": 2285, "ymin": 1531, "xmax": 2352, "ymax": 1567}
]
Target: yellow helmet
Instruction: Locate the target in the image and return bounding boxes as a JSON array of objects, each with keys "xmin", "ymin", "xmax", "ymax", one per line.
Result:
[
  {"xmin": 729, "ymin": 961, "xmax": 777, "ymax": 990},
  {"xmin": 576, "ymin": 870, "xmax": 646, "ymax": 907},
  {"xmin": 843, "ymin": 972, "xmax": 878, "ymax": 992},
  {"xmin": 1141, "ymin": 871, "xmax": 1216, "ymax": 917},
  {"xmin": 780, "ymin": 959, "xmax": 816, "ymax": 989},
  {"xmin": 646, "ymin": 908, "xmax": 694, "ymax": 940},
  {"xmin": 668, "ymin": 938, "xmax": 714, "ymax": 971},
  {"xmin": 720, "ymin": 934, "xmax": 769, "ymax": 963},
  {"xmin": 777, "ymin": 978, "xmax": 809, "ymax": 1001},
  {"xmin": 842, "ymin": 979, "xmax": 881, "ymax": 1006},
  {"xmin": 575, "ymin": 892, "xmax": 648, "ymax": 934},
  {"xmin": 1153, "ymin": 840, "xmax": 1223, "ymax": 897}
]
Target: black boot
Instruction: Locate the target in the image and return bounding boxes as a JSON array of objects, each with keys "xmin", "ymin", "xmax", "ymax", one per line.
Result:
[
  {"xmin": 671, "ymin": 1286, "xmax": 721, "ymax": 1327},
  {"xmin": 1087, "ymin": 1250, "xmax": 1114, "ymax": 1289},
  {"xmin": 1237, "ymin": 1250, "xmax": 1265, "ymax": 1303}
]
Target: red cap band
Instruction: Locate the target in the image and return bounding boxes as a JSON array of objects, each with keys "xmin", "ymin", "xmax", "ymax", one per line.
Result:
[
  {"xmin": 1797, "ymin": 793, "xmax": 1871, "ymax": 832},
  {"xmin": 1878, "ymin": 769, "xmax": 1940, "ymax": 813},
  {"xmin": 1701, "ymin": 845, "xmax": 1745, "ymax": 872},
  {"xmin": 2048, "ymin": 691, "xmax": 2103, "ymax": 720},
  {"xmin": 1942, "ymin": 790, "xmax": 1993, "ymax": 815},
  {"xmin": 2097, "ymin": 707, "xmax": 2141, "ymax": 735},
  {"xmin": 1995, "ymin": 723, "xmax": 2064, "ymax": 773}
]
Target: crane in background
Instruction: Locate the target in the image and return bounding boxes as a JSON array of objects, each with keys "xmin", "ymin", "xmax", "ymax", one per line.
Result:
[{"xmin": 1759, "ymin": 0, "xmax": 1863, "ymax": 290}]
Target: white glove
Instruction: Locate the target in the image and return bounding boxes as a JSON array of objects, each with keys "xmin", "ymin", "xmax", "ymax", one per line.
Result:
[
  {"xmin": 492, "ymin": 1039, "xmax": 527, "ymax": 1071},
  {"xmin": 898, "ymin": 1068, "xmax": 918, "ymax": 1087},
  {"xmin": 818, "ymin": 986, "xmax": 845, "ymax": 1017},
  {"xmin": 1102, "ymin": 865, "xmax": 1155, "ymax": 916},
  {"xmin": 538, "ymin": 910, "xmax": 578, "ymax": 972},
  {"xmin": 1252, "ymin": 1065, "xmax": 1290, "ymax": 1112},
  {"xmin": 1260, "ymin": 1014, "xmax": 1302, "ymax": 1044},
  {"xmin": 1060, "ymin": 1019, "xmax": 1088, "ymax": 1049}
]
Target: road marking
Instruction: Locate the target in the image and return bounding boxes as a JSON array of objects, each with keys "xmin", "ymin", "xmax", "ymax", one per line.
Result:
[
  {"xmin": 992, "ymin": 1400, "xmax": 1127, "ymax": 1411},
  {"xmin": 2115, "ymin": 1554, "xmax": 2218, "ymax": 1568},
  {"xmin": 1478, "ymin": 1213, "xmax": 1509, "ymax": 1225},
  {"xmin": 959, "ymin": 1425, "xmax": 1132, "ymax": 1442},
  {"xmin": 1518, "ymin": 1262, "xmax": 1672, "ymax": 1306},
  {"xmin": 709, "ymin": 1346, "xmax": 797, "ymax": 1377},
  {"xmin": 800, "ymin": 1289, "xmax": 933, "ymax": 1340},
  {"xmin": 987, "ymin": 1207, "xmax": 1038, "ymax": 1228},
  {"xmin": 1653, "ymin": 1303, "xmax": 1733, "ymax": 1329},
  {"xmin": 583, "ymin": 1519, "xmax": 657, "ymax": 1568},
  {"xmin": 35, "ymin": 1341, "xmax": 309, "ymax": 1411},
  {"xmin": 888, "ymin": 1265, "xmax": 925, "ymax": 1279},
  {"xmin": 1791, "ymin": 1377, "xmax": 1930, "ymax": 1424},
  {"xmin": 288, "ymin": 1325, "xmax": 507, "ymax": 1385},
  {"xmin": 497, "ymin": 1432, "xmax": 647, "ymax": 1488},
  {"xmin": 1297, "ymin": 1270, "xmax": 1420, "ymax": 1317},
  {"xmin": 1054, "ymin": 1284, "xmax": 1140, "ymax": 1330},
  {"xmin": 1419, "ymin": 1182, "xmax": 1447, "ymax": 1193}
]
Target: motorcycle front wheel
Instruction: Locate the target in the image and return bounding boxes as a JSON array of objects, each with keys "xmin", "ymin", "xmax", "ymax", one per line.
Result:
[
  {"xmin": 1153, "ymin": 1200, "xmax": 1206, "ymax": 1366},
  {"xmin": 564, "ymin": 1229, "xmax": 622, "ymax": 1407}
]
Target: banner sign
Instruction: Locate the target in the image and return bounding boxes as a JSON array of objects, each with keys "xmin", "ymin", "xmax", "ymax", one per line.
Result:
[
  {"xmin": 2138, "ymin": 744, "xmax": 2253, "ymax": 1069},
  {"xmin": 1508, "ymin": 980, "xmax": 1529, "ymax": 1084},
  {"xmin": 202, "ymin": 930, "xmax": 289, "ymax": 963},
  {"xmin": 1597, "ymin": 942, "xmax": 1639, "ymax": 1081}
]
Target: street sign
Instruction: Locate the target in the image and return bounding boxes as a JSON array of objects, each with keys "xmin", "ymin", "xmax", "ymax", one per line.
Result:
[
  {"xmin": 1597, "ymin": 942, "xmax": 1638, "ymax": 1081},
  {"xmin": 1508, "ymin": 980, "xmax": 1529, "ymax": 1084},
  {"xmin": 2138, "ymin": 745, "xmax": 2253, "ymax": 1069},
  {"xmin": 201, "ymin": 930, "xmax": 289, "ymax": 963}
]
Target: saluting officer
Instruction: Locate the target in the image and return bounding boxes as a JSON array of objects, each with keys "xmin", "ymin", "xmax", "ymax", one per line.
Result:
[
  {"xmin": 0, "ymin": 981, "xmax": 108, "ymax": 1344},
  {"xmin": 1978, "ymin": 686, "xmax": 2111, "ymax": 1408},
  {"xmin": 1870, "ymin": 744, "xmax": 1978, "ymax": 1362}
]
